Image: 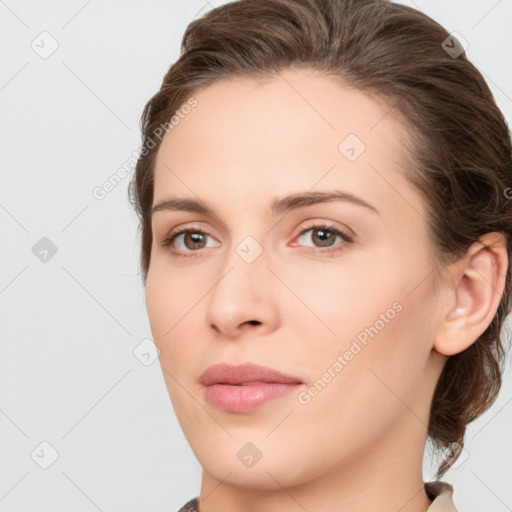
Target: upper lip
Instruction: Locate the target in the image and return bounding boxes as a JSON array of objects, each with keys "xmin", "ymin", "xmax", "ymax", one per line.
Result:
[{"xmin": 200, "ymin": 362, "xmax": 303, "ymax": 386}]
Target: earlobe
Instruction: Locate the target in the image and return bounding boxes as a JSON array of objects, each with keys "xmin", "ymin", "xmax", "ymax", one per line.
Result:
[{"xmin": 433, "ymin": 232, "xmax": 508, "ymax": 357}]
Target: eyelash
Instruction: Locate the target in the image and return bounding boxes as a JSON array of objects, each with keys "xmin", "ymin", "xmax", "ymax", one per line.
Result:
[{"xmin": 160, "ymin": 223, "xmax": 354, "ymax": 258}]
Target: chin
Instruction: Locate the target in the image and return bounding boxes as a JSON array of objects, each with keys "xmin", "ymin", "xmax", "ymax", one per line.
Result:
[{"xmin": 194, "ymin": 436, "xmax": 324, "ymax": 490}]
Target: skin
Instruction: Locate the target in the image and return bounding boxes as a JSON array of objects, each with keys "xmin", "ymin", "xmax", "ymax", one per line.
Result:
[{"xmin": 145, "ymin": 67, "xmax": 508, "ymax": 512}]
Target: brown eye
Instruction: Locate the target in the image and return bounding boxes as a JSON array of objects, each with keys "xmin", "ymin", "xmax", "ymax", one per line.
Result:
[
  {"xmin": 182, "ymin": 231, "xmax": 208, "ymax": 250},
  {"xmin": 296, "ymin": 224, "xmax": 352, "ymax": 250},
  {"xmin": 161, "ymin": 228, "xmax": 219, "ymax": 255},
  {"xmin": 311, "ymin": 227, "xmax": 337, "ymax": 247}
]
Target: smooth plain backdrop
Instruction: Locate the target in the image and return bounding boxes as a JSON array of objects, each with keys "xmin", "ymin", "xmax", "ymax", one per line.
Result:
[{"xmin": 1, "ymin": 1, "xmax": 511, "ymax": 511}]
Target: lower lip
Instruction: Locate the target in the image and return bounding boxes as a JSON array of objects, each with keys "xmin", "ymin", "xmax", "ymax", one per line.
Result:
[{"xmin": 204, "ymin": 382, "xmax": 302, "ymax": 413}]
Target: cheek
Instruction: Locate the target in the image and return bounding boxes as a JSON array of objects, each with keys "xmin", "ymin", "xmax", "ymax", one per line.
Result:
[
  {"xmin": 145, "ymin": 272, "xmax": 201, "ymax": 422},
  {"xmin": 278, "ymin": 246, "xmax": 399, "ymax": 343},
  {"xmin": 290, "ymin": 247, "xmax": 436, "ymax": 409},
  {"xmin": 285, "ymin": 286, "xmax": 435, "ymax": 464},
  {"xmin": 145, "ymin": 252, "xmax": 205, "ymax": 333},
  {"xmin": 145, "ymin": 261, "xmax": 203, "ymax": 362}
]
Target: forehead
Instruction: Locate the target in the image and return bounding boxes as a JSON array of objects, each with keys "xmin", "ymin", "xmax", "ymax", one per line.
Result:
[{"xmin": 152, "ymin": 67, "xmax": 420, "ymax": 221}]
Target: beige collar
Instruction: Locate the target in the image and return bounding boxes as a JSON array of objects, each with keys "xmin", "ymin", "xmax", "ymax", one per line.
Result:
[{"xmin": 426, "ymin": 481, "xmax": 458, "ymax": 511}]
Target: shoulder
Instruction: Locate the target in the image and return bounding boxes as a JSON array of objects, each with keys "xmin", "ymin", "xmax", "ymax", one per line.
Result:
[
  {"xmin": 425, "ymin": 481, "xmax": 458, "ymax": 511},
  {"xmin": 177, "ymin": 497, "xmax": 199, "ymax": 512}
]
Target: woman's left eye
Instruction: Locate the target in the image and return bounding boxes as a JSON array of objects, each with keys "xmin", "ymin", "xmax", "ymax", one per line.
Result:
[{"xmin": 293, "ymin": 224, "xmax": 353, "ymax": 252}]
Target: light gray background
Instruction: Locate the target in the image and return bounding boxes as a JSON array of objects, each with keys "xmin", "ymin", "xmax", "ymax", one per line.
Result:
[{"xmin": 1, "ymin": 1, "xmax": 511, "ymax": 511}]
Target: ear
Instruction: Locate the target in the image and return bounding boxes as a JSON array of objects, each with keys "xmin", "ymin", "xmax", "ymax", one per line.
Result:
[{"xmin": 433, "ymin": 232, "xmax": 509, "ymax": 356}]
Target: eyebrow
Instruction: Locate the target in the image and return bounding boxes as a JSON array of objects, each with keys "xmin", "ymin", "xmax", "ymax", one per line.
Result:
[{"xmin": 151, "ymin": 190, "xmax": 380, "ymax": 218}]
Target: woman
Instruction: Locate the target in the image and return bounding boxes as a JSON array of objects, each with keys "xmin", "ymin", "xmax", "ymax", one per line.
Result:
[{"xmin": 128, "ymin": 0, "xmax": 511, "ymax": 510}]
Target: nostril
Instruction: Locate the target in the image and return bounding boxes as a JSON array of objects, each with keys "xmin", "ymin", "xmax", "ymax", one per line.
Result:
[{"xmin": 246, "ymin": 320, "xmax": 260, "ymax": 326}]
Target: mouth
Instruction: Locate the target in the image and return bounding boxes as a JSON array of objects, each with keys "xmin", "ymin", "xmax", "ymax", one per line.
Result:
[
  {"xmin": 200, "ymin": 362, "xmax": 303, "ymax": 413},
  {"xmin": 230, "ymin": 382, "xmax": 259, "ymax": 386}
]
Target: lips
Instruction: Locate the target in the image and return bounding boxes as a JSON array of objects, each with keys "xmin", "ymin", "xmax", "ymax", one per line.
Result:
[
  {"xmin": 200, "ymin": 362, "xmax": 303, "ymax": 413},
  {"xmin": 200, "ymin": 362, "xmax": 303, "ymax": 386}
]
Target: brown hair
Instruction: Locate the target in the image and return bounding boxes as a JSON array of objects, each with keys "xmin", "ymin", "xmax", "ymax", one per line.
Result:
[{"xmin": 128, "ymin": 0, "xmax": 512, "ymax": 477}]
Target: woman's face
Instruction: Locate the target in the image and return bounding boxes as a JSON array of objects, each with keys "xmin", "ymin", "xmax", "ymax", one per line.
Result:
[{"xmin": 146, "ymin": 67, "xmax": 447, "ymax": 490}]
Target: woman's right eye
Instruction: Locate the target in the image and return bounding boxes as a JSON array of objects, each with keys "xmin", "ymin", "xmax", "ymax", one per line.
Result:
[{"xmin": 161, "ymin": 228, "xmax": 220, "ymax": 256}]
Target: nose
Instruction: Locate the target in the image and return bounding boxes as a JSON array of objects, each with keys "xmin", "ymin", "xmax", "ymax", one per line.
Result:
[{"xmin": 205, "ymin": 242, "xmax": 280, "ymax": 339}]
